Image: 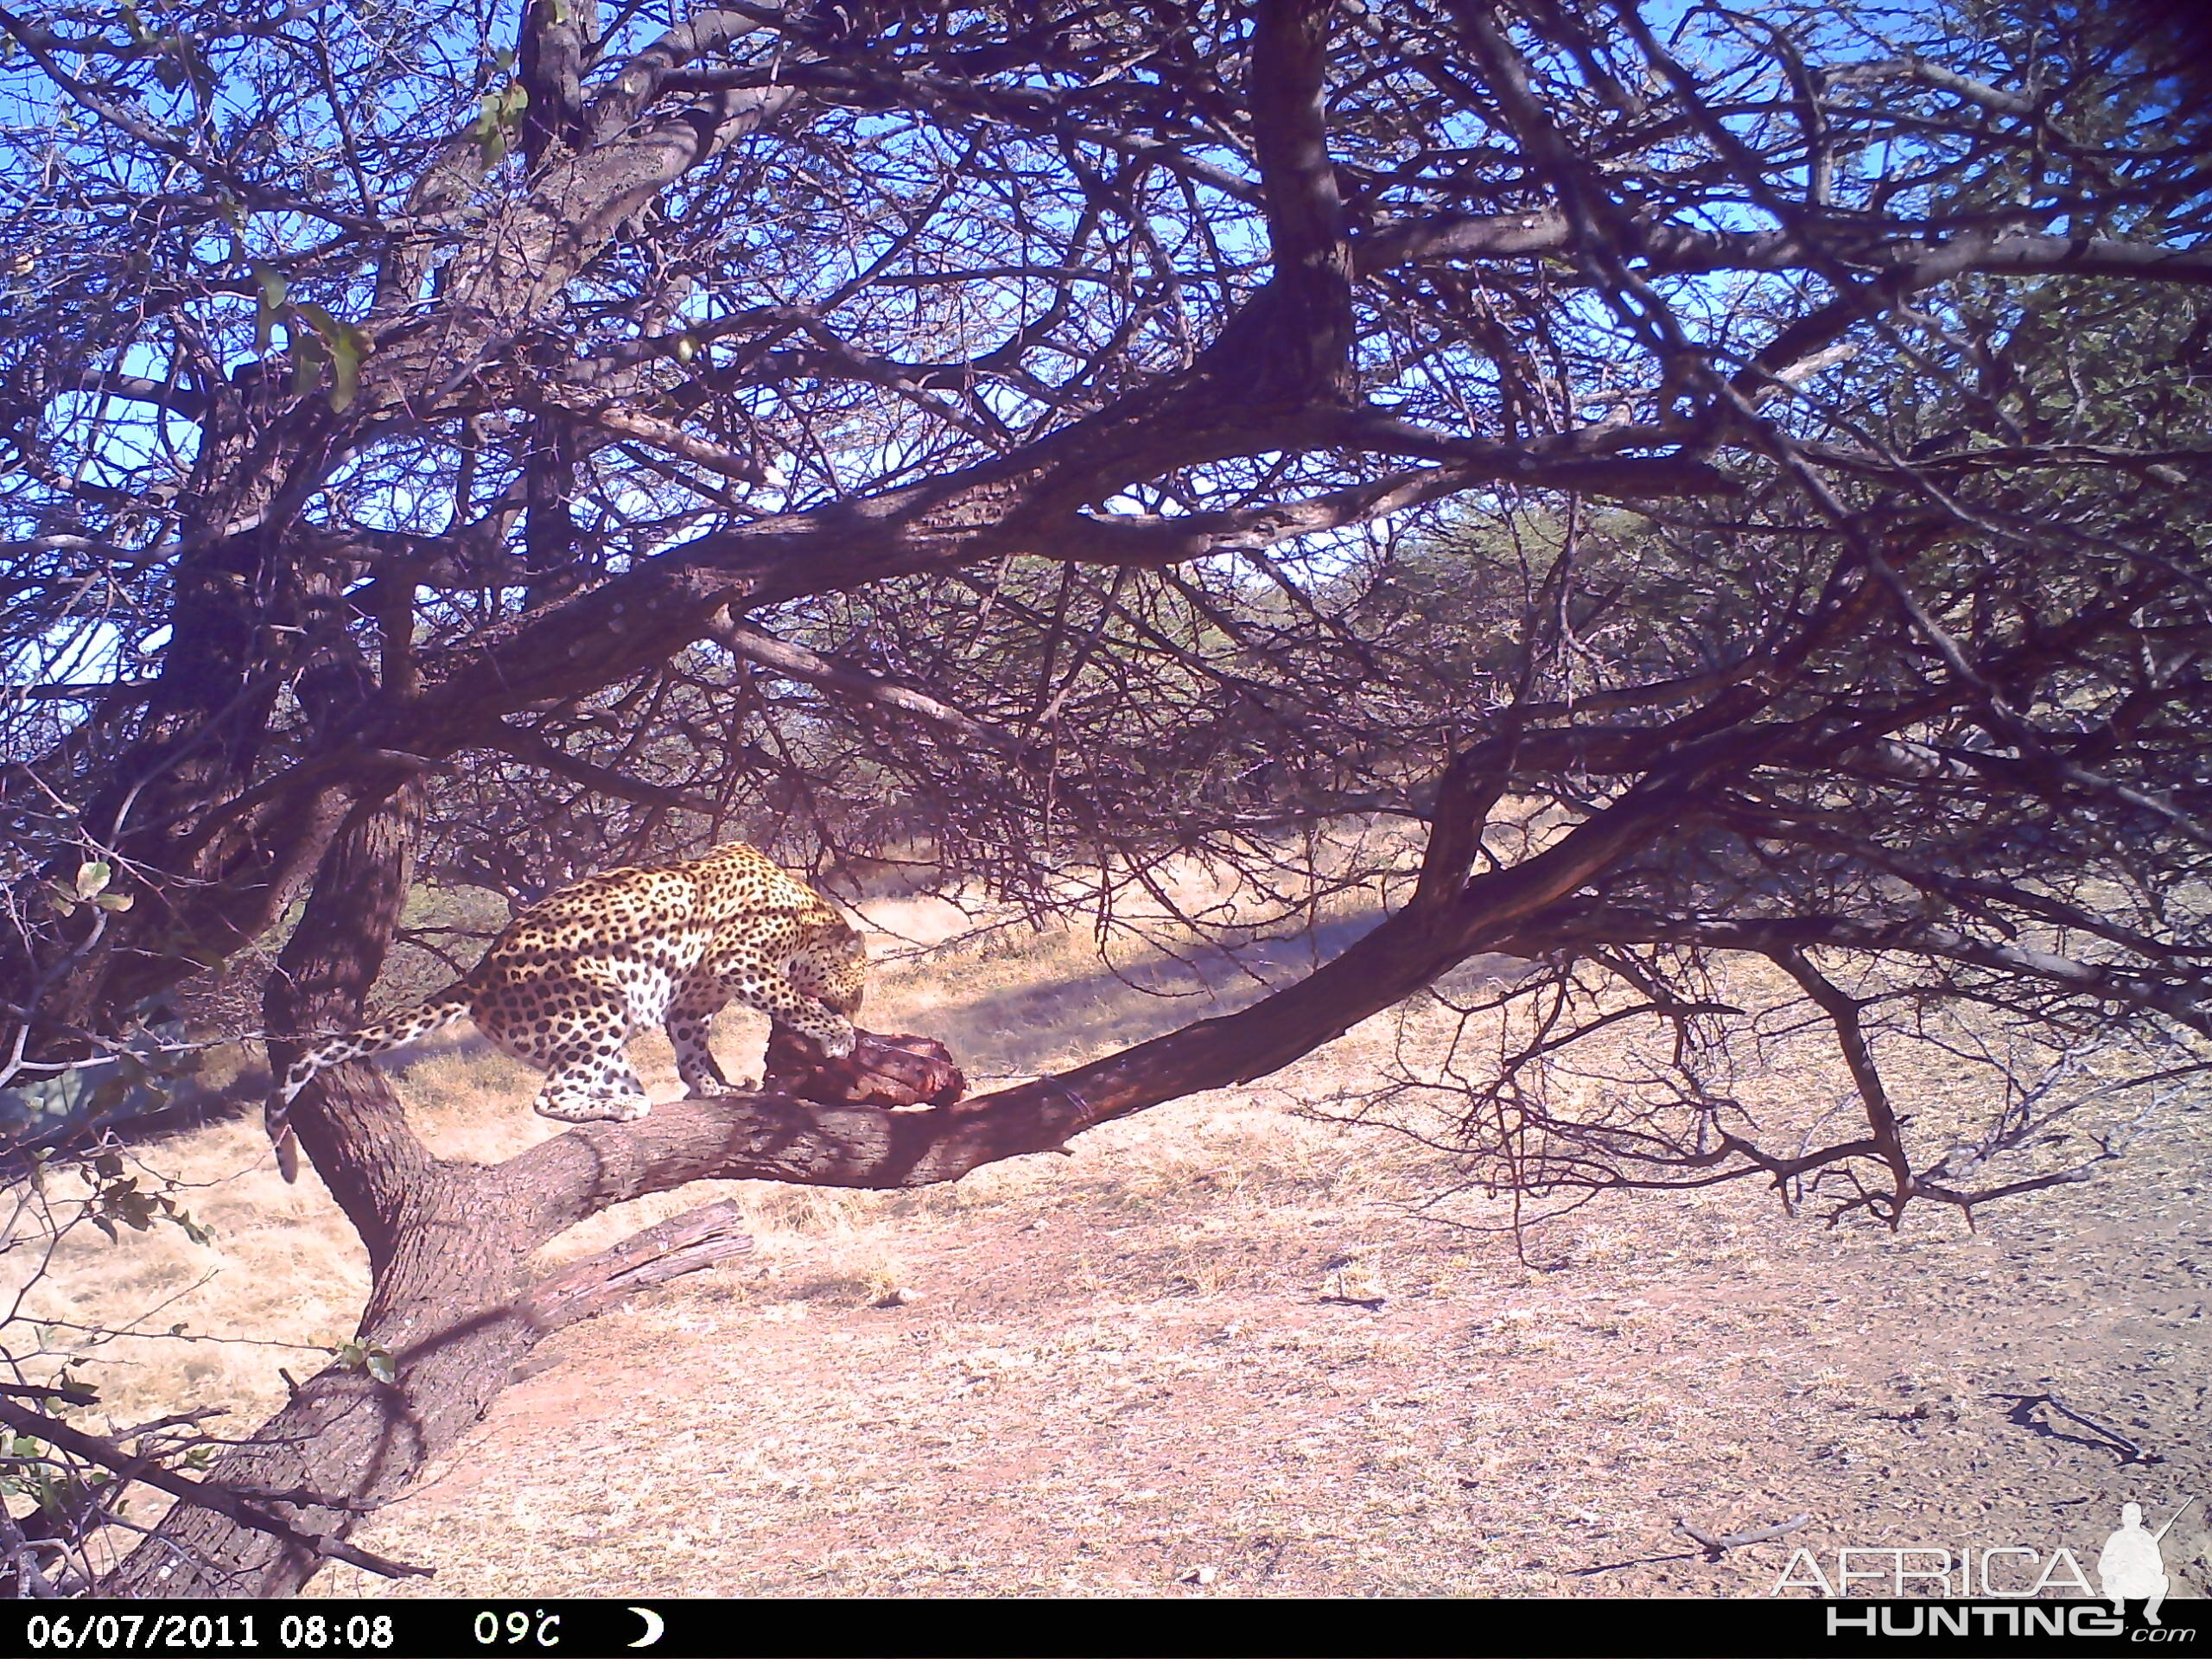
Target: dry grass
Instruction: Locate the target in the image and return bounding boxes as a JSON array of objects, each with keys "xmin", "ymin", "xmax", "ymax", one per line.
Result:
[{"xmin": 5, "ymin": 867, "xmax": 2209, "ymax": 1599}]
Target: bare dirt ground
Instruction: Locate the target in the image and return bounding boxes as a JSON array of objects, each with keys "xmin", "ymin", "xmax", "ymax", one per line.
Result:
[
  {"xmin": 17, "ymin": 893, "xmax": 2209, "ymax": 1599},
  {"xmin": 313, "ymin": 909, "xmax": 2209, "ymax": 1601},
  {"xmin": 300, "ymin": 1118, "xmax": 2209, "ymax": 1600}
]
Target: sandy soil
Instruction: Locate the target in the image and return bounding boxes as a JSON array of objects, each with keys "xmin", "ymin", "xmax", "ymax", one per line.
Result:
[
  {"xmin": 16, "ymin": 892, "xmax": 2208, "ymax": 1600},
  {"xmin": 311, "ymin": 1077, "xmax": 2211, "ymax": 1599}
]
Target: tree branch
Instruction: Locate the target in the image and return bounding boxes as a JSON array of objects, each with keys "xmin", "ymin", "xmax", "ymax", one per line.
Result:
[
  {"xmin": 706, "ymin": 617, "xmax": 1027, "ymax": 753},
  {"xmin": 0, "ymin": 1398, "xmax": 429, "ymax": 1581}
]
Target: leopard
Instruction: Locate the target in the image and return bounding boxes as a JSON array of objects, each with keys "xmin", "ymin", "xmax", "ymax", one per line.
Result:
[{"xmin": 266, "ymin": 841, "xmax": 866, "ymax": 1182}]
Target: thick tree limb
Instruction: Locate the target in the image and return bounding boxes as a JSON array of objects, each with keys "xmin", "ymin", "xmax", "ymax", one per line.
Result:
[
  {"xmin": 521, "ymin": 1200, "xmax": 755, "ymax": 1332},
  {"xmin": 1358, "ymin": 209, "xmax": 2212, "ymax": 287}
]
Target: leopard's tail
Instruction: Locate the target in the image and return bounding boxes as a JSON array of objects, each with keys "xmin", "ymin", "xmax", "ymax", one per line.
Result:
[{"xmin": 266, "ymin": 988, "xmax": 474, "ymax": 1183}]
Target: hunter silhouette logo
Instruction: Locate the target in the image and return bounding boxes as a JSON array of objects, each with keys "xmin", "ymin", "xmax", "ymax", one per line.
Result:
[
  {"xmin": 1770, "ymin": 1493, "xmax": 2203, "ymax": 1612},
  {"xmin": 2099, "ymin": 1498, "xmax": 2196, "ymax": 1628}
]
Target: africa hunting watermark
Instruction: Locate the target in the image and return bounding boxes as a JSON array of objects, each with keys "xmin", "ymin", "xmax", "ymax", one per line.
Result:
[{"xmin": 1770, "ymin": 1499, "xmax": 2200, "ymax": 1640}]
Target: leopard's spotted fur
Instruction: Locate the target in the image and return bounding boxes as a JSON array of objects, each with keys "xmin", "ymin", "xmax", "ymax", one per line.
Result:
[{"xmin": 266, "ymin": 842, "xmax": 864, "ymax": 1181}]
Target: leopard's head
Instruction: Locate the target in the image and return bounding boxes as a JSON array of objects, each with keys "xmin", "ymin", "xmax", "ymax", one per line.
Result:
[{"xmin": 796, "ymin": 920, "xmax": 868, "ymax": 1019}]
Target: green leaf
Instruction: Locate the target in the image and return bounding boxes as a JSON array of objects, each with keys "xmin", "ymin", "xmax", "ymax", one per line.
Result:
[
  {"xmin": 472, "ymin": 79, "xmax": 528, "ymax": 167},
  {"xmin": 328, "ymin": 327, "xmax": 363, "ymax": 410},
  {"xmin": 290, "ymin": 328, "xmax": 328, "ymax": 399},
  {"xmin": 473, "ymin": 95, "xmax": 511, "ymax": 167},
  {"xmin": 94, "ymin": 891, "xmax": 134, "ymax": 912},
  {"xmin": 100, "ymin": 1178, "xmax": 157, "ymax": 1230},
  {"xmin": 74, "ymin": 861, "xmax": 111, "ymax": 900},
  {"xmin": 295, "ymin": 303, "xmax": 369, "ymax": 410},
  {"xmin": 253, "ymin": 264, "xmax": 289, "ymax": 354},
  {"xmin": 331, "ymin": 1339, "xmax": 397, "ymax": 1382},
  {"xmin": 158, "ymin": 1198, "xmax": 214, "ymax": 1247}
]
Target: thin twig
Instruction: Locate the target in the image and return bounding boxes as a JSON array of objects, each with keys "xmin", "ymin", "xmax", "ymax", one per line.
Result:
[{"xmin": 1678, "ymin": 1513, "xmax": 1813, "ymax": 1557}]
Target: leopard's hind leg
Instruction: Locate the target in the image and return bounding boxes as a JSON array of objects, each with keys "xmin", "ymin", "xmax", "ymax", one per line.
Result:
[
  {"xmin": 532, "ymin": 1052, "xmax": 653, "ymax": 1123},
  {"xmin": 505, "ymin": 993, "xmax": 653, "ymax": 1123}
]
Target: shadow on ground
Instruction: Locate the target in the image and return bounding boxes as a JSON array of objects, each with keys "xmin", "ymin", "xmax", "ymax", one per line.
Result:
[{"xmin": 904, "ymin": 909, "xmax": 1529, "ymax": 1076}]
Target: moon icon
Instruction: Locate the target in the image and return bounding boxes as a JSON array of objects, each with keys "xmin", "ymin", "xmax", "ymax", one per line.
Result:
[{"xmin": 627, "ymin": 1606, "xmax": 665, "ymax": 1648}]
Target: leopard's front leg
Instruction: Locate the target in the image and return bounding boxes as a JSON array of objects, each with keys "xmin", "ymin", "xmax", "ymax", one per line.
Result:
[
  {"xmin": 720, "ymin": 967, "xmax": 856, "ymax": 1059},
  {"xmin": 664, "ymin": 975, "xmax": 735, "ymax": 1096}
]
